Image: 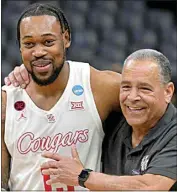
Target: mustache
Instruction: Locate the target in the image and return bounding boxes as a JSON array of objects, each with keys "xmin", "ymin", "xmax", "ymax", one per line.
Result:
[
  {"xmin": 125, "ymin": 104, "xmax": 146, "ymax": 108},
  {"xmin": 31, "ymin": 58, "xmax": 53, "ymax": 66}
]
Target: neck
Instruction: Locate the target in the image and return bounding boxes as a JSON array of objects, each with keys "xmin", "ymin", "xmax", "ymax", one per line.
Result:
[
  {"xmin": 131, "ymin": 128, "xmax": 148, "ymax": 148},
  {"xmin": 132, "ymin": 125, "xmax": 150, "ymax": 138},
  {"xmin": 27, "ymin": 61, "xmax": 69, "ymax": 97}
]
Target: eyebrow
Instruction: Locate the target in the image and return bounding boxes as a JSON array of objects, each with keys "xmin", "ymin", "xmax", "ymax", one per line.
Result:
[
  {"xmin": 121, "ymin": 81, "xmax": 153, "ymax": 88},
  {"xmin": 140, "ymin": 82, "xmax": 152, "ymax": 86},
  {"xmin": 121, "ymin": 80, "xmax": 131, "ymax": 85},
  {"xmin": 22, "ymin": 33, "xmax": 56, "ymax": 40}
]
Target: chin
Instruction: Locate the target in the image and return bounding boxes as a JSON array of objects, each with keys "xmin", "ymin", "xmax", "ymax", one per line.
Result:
[
  {"xmin": 31, "ymin": 67, "xmax": 61, "ymax": 86},
  {"xmin": 126, "ymin": 118, "xmax": 146, "ymax": 127}
]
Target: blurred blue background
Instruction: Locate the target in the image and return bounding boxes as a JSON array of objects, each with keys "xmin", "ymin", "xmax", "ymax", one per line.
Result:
[{"xmin": 1, "ymin": 0, "xmax": 177, "ymax": 105}]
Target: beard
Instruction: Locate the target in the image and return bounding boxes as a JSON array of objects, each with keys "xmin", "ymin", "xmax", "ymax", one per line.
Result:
[
  {"xmin": 28, "ymin": 60, "xmax": 64, "ymax": 86},
  {"xmin": 31, "ymin": 64, "xmax": 64, "ymax": 86}
]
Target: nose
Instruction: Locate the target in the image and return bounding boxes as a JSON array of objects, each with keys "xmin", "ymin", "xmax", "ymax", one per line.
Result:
[
  {"xmin": 127, "ymin": 88, "xmax": 141, "ymax": 101},
  {"xmin": 32, "ymin": 45, "xmax": 47, "ymax": 58}
]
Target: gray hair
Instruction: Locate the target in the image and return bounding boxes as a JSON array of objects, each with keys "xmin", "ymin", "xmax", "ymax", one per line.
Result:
[{"xmin": 124, "ymin": 49, "xmax": 172, "ymax": 84}]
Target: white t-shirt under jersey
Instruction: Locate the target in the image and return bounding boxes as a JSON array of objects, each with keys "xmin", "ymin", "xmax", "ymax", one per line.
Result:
[{"xmin": 2, "ymin": 61, "xmax": 104, "ymax": 191}]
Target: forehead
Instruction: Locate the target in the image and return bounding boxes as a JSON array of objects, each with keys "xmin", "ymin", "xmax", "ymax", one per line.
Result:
[
  {"xmin": 122, "ymin": 59, "xmax": 160, "ymax": 82},
  {"xmin": 20, "ymin": 15, "xmax": 61, "ymax": 37}
]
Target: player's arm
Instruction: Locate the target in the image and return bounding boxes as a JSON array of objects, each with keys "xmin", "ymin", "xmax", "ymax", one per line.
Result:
[
  {"xmin": 85, "ymin": 172, "xmax": 176, "ymax": 190},
  {"xmin": 101, "ymin": 70, "xmax": 122, "ymax": 112},
  {"xmin": 90, "ymin": 67, "xmax": 122, "ymax": 116},
  {"xmin": 1, "ymin": 91, "xmax": 11, "ymax": 190}
]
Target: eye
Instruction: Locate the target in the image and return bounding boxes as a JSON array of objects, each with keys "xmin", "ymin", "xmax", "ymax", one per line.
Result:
[
  {"xmin": 23, "ymin": 42, "xmax": 35, "ymax": 48},
  {"xmin": 44, "ymin": 40, "xmax": 55, "ymax": 46},
  {"xmin": 140, "ymin": 87, "xmax": 152, "ymax": 91},
  {"xmin": 121, "ymin": 85, "xmax": 131, "ymax": 90}
]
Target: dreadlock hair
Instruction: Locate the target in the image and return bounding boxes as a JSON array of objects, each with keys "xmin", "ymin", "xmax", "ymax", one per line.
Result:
[{"xmin": 17, "ymin": 3, "xmax": 71, "ymax": 47}]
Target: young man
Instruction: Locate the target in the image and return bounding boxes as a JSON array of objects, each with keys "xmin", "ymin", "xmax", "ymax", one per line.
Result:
[
  {"xmin": 1, "ymin": 3, "xmax": 121, "ymax": 191},
  {"xmin": 10, "ymin": 49, "xmax": 176, "ymax": 190}
]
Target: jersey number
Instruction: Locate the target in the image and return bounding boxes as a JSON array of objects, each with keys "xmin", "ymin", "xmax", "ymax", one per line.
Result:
[{"xmin": 41, "ymin": 168, "xmax": 74, "ymax": 191}]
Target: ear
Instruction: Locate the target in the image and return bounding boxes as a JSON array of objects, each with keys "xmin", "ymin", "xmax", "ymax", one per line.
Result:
[
  {"xmin": 63, "ymin": 30, "xmax": 71, "ymax": 49},
  {"xmin": 164, "ymin": 82, "xmax": 175, "ymax": 103}
]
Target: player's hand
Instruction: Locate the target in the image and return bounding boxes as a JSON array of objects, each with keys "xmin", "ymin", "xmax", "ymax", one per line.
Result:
[
  {"xmin": 4, "ymin": 64, "xmax": 30, "ymax": 89},
  {"xmin": 41, "ymin": 145, "xmax": 84, "ymax": 186}
]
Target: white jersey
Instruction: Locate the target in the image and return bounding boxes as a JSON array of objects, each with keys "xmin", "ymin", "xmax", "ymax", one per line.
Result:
[{"xmin": 2, "ymin": 61, "xmax": 104, "ymax": 191}]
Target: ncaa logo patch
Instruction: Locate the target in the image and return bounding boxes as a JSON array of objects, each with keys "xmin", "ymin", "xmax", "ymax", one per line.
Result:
[
  {"xmin": 14, "ymin": 101, "xmax": 25, "ymax": 111},
  {"xmin": 72, "ymin": 85, "xmax": 84, "ymax": 96}
]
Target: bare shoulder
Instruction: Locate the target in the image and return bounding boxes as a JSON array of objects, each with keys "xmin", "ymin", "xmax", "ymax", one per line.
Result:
[
  {"xmin": 90, "ymin": 67, "xmax": 121, "ymax": 116},
  {"xmin": 91, "ymin": 66, "xmax": 121, "ymax": 82},
  {"xmin": 2, "ymin": 90, "xmax": 7, "ymax": 124},
  {"xmin": 90, "ymin": 67, "xmax": 121, "ymax": 92}
]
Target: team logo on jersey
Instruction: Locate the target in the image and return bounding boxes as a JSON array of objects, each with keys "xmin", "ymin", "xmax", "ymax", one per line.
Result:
[
  {"xmin": 140, "ymin": 155, "xmax": 149, "ymax": 173},
  {"xmin": 46, "ymin": 114, "xmax": 56, "ymax": 123},
  {"xmin": 16, "ymin": 110, "xmax": 27, "ymax": 121},
  {"xmin": 17, "ymin": 129, "xmax": 89, "ymax": 154},
  {"xmin": 72, "ymin": 85, "xmax": 84, "ymax": 96},
  {"xmin": 69, "ymin": 101, "xmax": 84, "ymax": 111},
  {"xmin": 14, "ymin": 101, "xmax": 25, "ymax": 111}
]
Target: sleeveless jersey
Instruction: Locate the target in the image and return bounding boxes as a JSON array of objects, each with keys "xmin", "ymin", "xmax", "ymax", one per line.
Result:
[{"xmin": 2, "ymin": 61, "xmax": 104, "ymax": 191}]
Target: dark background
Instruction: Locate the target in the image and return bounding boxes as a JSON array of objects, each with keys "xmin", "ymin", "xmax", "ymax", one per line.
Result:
[{"xmin": 1, "ymin": 0, "xmax": 177, "ymax": 105}]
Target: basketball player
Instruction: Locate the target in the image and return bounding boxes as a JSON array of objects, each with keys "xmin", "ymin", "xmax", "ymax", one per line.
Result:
[{"xmin": 1, "ymin": 3, "xmax": 121, "ymax": 191}]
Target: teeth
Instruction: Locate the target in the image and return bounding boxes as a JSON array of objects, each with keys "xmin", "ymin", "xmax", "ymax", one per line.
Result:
[
  {"xmin": 36, "ymin": 65, "xmax": 47, "ymax": 67},
  {"xmin": 128, "ymin": 107, "xmax": 142, "ymax": 110}
]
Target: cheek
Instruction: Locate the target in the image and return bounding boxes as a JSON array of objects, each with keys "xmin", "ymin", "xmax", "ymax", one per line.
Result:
[
  {"xmin": 54, "ymin": 47, "xmax": 63, "ymax": 57},
  {"xmin": 140, "ymin": 94, "xmax": 160, "ymax": 112},
  {"xmin": 21, "ymin": 50, "xmax": 32, "ymax": 70},
  {"xmin": 55, "ymin": 40, "xmax": 64, "ymax": 52},
  {"xmin": 21, "ymin": 49, "xmax": 31, "ymax": 61},
  {"xmin": 146, "ymin": 90, "xmax": 165, "ymax": 103},
  {"xmin": 120, "ymin": 92, "xmax": 128, "ymax": 104},
  {"xmin": 50, "ymin": 44, "xmax": 65, "ymax": 61}
]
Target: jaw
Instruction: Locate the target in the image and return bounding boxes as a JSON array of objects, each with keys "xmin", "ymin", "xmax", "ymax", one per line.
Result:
[{"xmin": 123, "ymin": 105, "xmax": 149, "ymax": 127}]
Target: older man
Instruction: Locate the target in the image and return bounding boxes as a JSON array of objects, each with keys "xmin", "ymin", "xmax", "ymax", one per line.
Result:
[
  {"xmin": 40, "ymin": 49, "xmax": 176, "ymax": 190},
  {"xmin": 5, "ymin": 49, "xmax": 177, "ymax": 190}
]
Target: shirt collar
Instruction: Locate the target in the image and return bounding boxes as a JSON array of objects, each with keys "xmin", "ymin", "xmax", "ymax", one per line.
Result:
[{"xmin": 142, "ymin": 103, "xmax": 176, "ymax": 144}]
